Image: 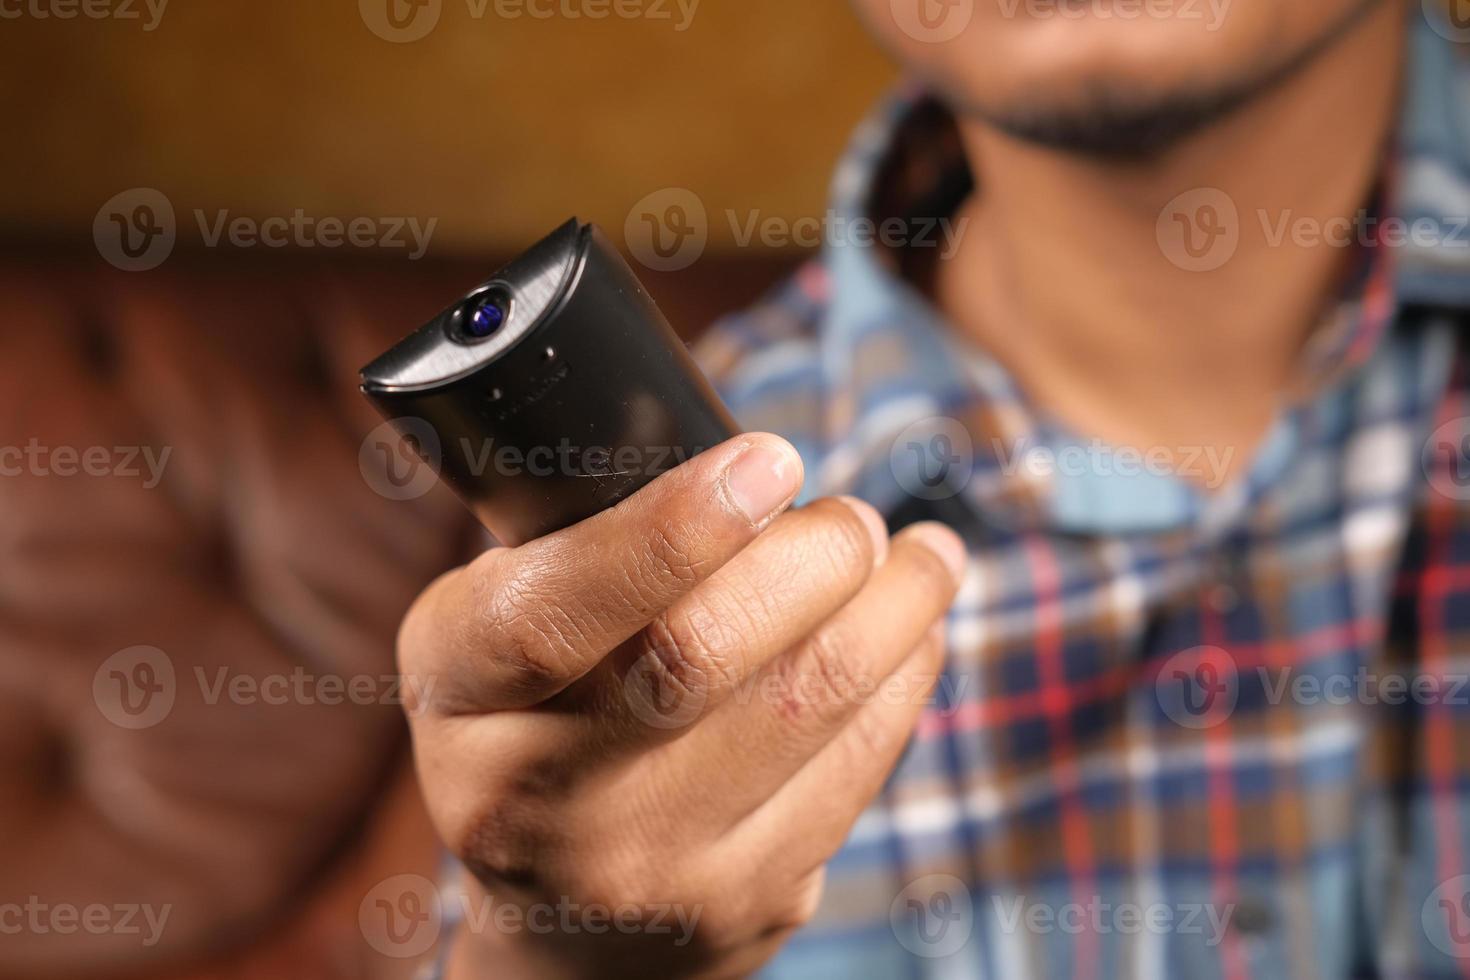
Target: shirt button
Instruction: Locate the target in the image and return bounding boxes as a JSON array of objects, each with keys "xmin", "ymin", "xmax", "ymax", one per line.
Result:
[
  {"xmin": 1231, "ymin": 897, "xmax": 1274, "ymax": 935},
  {"xmin": 1206, "ymin": 580, "xmax": 1240, "ymax": 614},
  {"xmin": 1205, "ymin": 551, "xmax": 1248, "ymax": 613}
]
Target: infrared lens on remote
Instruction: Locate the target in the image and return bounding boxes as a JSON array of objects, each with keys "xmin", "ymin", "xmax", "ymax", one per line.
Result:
[{"xmin": 466, "ymin": 297, "xmax": 506, "ymax": 338}]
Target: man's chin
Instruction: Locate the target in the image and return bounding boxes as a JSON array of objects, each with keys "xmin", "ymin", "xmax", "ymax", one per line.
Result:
[
  {"xmin": 962, "ymin": 80, "xmax": 1261, "ymax": 160},
  {"xmin": 927, "ymin": 0, "xmax": 1388, "ymax": 160}
]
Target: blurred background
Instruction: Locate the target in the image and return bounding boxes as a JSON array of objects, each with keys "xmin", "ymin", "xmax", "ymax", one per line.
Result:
[
  {"xmin": 2, "ymin": 0, "xmax": 893, "ymax": 260},
  {"xmin": 0, "ymin": 2, "xmax": 894, "ymax": 978}
]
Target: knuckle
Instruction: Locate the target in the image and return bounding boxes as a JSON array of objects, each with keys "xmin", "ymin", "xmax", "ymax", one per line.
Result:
[
  {"xmin": 476, "ymin": 562, "xmax": 585, "ymax": 697},
  {"xmin": 633, "ymin": 518, "xmax": 709, "ymax": 596},
  {"xmin": 777, "ymin": 621, "xmax": 866, "ymax": 725},
  {"xmin": 803, "ymin": 499, "xmax": 876, "ymax": 581},
  {"xmin": 804, "ymin": 620, "xmax": 867, "ymax": 703},
  {"xmin": 846, "ymin": 703, "xmax": 902, "ymax": 760},
  {"xmin": 642, "ymin": 600, "xmax": 741, "ymax": 699},
  {"xmin": 633, "ymin": 636, "xmax": 714, "ymax": 716},
  {"xmin": 450, "ymin": 791, "xmax": 549, "ymax": 890},
  {"xmin": 772, "ymin": 874, "xmax": 826, "ymax": 933}
]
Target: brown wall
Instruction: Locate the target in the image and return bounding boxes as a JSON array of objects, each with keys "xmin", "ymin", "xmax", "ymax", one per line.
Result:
[{"xmin": 0, "ymin": 0, "xmax": 896, "ymax": 256}]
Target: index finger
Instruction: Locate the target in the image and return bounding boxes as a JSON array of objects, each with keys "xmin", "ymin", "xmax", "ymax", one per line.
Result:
[{"xmin": 398, "ymin": 433, "xmax": 804, "ymax": 714}]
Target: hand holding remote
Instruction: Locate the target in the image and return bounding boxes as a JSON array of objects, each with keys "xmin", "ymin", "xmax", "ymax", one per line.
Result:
[{"xmin": 398, "ymin": 434, "xmax": 965, "ymax": 978}]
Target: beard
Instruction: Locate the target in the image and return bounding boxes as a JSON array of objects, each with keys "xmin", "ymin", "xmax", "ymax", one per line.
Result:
[{"xmin": 954, "ymin": 0, "xmax": 1388, "ymax": 160}]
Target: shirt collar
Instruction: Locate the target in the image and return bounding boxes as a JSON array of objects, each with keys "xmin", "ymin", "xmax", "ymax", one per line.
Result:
[
  {"xmin": 1393, "ymin": 12, "xmax": 1470, "ymax": 307},
  {"xmin": 814, "ymin": 14, "xmax": 1470, "ymax": 537}
]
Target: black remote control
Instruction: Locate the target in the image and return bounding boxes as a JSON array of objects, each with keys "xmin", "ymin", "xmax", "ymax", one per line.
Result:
[{"xmin": 360, "ymin": 219, "xmax": 740, "ymax": 546}]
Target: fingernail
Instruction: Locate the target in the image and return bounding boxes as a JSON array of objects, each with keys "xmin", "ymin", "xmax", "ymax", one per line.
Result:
[
  {"xmin": 724, "ymin": 438, "xmax": 803, "ymax": 527},
  {"xmin": 904, "ymin": 522, "xmax": 967, "ymax": 581},
  {"xmin": 836, "ymin": 496, "xmax": 889, "ymax": 566}
]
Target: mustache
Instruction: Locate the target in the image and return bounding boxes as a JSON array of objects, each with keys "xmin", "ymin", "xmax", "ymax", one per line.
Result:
[{"xmin": 952, "ymin": 0, "xmax": 1389, "ymax": 160}]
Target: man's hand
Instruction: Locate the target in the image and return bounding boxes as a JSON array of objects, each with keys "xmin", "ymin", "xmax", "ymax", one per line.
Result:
[{"xmin": 398, "ymin": 434, "xmax": 966, "ymax": 978}]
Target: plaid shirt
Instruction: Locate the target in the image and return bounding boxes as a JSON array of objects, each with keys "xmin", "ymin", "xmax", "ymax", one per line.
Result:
[
  {"xmin": 694, "ymin": 17, "xmax": 1470, "ymax": 980},
  {"xmin": 417, "ymin": 19, "xmax": 1470, "ymax": 980}
]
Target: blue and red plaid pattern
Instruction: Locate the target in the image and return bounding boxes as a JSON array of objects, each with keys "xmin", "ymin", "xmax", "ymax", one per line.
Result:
[
  {"xmin": 419, "ymin": 16, "xmax": 1470, "ymax": 980},
  {"xmin": 696, "ymin": 17, "xmax": 1470, "ymax": 980}
]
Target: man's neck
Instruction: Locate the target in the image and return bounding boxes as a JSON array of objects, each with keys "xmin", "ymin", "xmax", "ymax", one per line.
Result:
[{"xmin": 934, "ymin": 2, "xmax": 1406, "ymax": 482}]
